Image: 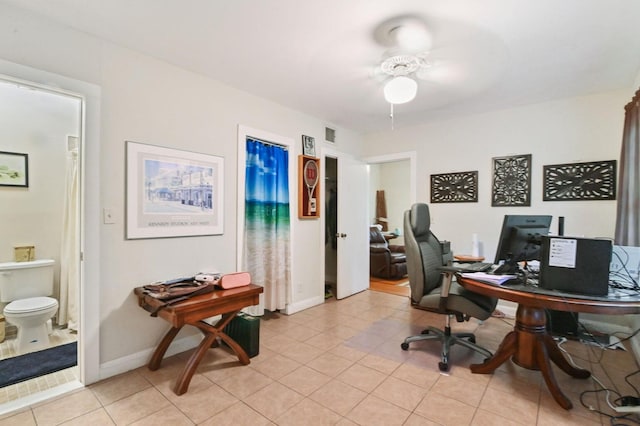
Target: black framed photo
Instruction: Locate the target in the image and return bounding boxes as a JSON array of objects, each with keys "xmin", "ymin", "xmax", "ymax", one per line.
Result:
[
  {"xmin": 430, "ymin": 171, "xmax": 478, "ymax": 203},
  {"xmin": 0, "ymin": 151, "xmax": 29, "ymax": 187},
  {"xmin": 492, "ymin": 154, "xmax": 531, "ymax": 207},
  {"xmin": 543, "ymin": 160, "xmax": 616, "ymax": 201},
  {"xmin": 302, "ymin": 135, "xmax": 316, "ymax": 157}
]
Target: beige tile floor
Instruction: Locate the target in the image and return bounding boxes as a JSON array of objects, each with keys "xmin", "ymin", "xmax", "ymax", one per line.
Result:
[{"xmin": 1, "ymin": 290, "xmax": 639, "ymax": 425}]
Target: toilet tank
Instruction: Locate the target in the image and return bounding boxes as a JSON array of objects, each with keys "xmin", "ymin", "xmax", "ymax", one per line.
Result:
[{"xmin": 0, "ymin": 259, "xmax": 55, "ymax": 302}]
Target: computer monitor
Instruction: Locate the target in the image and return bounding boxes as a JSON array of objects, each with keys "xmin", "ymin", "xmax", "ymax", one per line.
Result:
[{"xmin": 494, "ymin": 215, "xmax": 552, "ymax": 274}]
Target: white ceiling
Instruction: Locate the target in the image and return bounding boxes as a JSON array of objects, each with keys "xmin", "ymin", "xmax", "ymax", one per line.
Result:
[{"xmin": 4, "ymin": 0, "xmax": 640, "ymax": 133}]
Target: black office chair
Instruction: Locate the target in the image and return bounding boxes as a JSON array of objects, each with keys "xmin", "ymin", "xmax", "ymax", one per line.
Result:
[{"xmin": 400, "ymin": 203, "xmax": 497, "ymax": 372}]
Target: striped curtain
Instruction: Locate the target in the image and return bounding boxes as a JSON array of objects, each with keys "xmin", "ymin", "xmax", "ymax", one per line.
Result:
[
  {"xmin": 243, "ymin": 138, "xmax": 291, "ymax": 312},
  {"xmin": 615, "ymin": 89, "xmax": 640, "ymax": 246}
]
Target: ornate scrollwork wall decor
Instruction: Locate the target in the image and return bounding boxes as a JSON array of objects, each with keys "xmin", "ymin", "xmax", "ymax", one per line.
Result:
[
  {"xmin": 492, "ymin": 154, "xmax": 531, "ymax": 207},
  {"xmin": 430, "ymin": 171, "xmax": 478, "ymax": 203},
  {"xmin": 543, "ymin": 160, "xmax": 616, "ymax": 201}
]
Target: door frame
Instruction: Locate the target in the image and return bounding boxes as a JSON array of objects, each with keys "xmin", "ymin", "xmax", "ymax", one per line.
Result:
[
  {"xmin": 363, "ymin": 151, "xmax": 418, "ymax": 213},
  {"xmin": 0, "ymin": 60, "xmax": 101, "ymax": 398}
]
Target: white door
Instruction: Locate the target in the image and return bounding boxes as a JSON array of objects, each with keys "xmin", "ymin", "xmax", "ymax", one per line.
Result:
[{"xmin": 335, "ymin": 153, "xmax": 369, "ymax": 299}]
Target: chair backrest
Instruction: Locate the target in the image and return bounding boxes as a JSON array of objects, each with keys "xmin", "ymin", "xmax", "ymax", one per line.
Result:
[
  {"xmin": 369, "ymin": 225, "xmax": 388, "ymax": 246},
  {"xmin": 404, "ymin": 203, "xmax": 446, "ymax": 303}
]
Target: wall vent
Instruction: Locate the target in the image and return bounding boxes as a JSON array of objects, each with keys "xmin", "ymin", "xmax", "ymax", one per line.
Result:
[{"xmin": 325, "ymin": 127, "xmax": 336, "ymax": 143}]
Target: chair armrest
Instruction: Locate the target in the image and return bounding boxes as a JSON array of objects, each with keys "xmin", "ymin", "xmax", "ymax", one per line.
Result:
[
  {"xmin": 370, "ymin": 245, "xmax": 390, "ymax": 254},
  {"xmin": 437, "ymin": 267, "xmax": 456, "ymax": 310},
  {"xmin": 388, "ymin": 245, "xmax": 405, "ymax": 253}
]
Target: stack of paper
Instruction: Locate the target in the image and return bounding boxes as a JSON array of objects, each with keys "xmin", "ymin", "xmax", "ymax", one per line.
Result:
[{"xmin": 459, "ymin": 272, "xmax": 518, "ymax": 285}]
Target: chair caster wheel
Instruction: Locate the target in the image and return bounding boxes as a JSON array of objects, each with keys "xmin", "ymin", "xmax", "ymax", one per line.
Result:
[
  {"xmin": 401, "ymin": 342, "xmax": 409, "ymax": 350},
  {"xmin": 438, "ymin": 362, "xmax": 449, "ymax": 372}
]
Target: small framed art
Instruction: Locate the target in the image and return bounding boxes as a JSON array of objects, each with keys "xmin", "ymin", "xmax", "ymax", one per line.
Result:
[
  {"xmin": 0, "ymin": 151, "xmax": 28, "ymax": 187},
  {"xmin": 302, "ymin": 135, "xmax": 316, "ymax": 157},
  {"xmin": 543, "ymin": 160, "xmax": 616, "ymax": 201},
  {"xmin": 492, "ymin": 154, "xmax": 532, "ymax": 207},
  {"xmin": 430, "ymin": 171, "xmax": 478, "ymax": 203}
]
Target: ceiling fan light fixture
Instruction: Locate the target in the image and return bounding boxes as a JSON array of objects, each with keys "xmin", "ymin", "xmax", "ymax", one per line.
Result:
[{"xmin": 384, "ymin": 76, "xmax": 417, "ymax": 104}]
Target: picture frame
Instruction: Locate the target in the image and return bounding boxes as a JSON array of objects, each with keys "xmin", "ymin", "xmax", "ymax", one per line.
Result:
[
  {"xmin": 430, "ymin": 170, "xmax": 478, "ymax": 203},
  {"xmin": 126, "ymin": 141, "xmax": 224, "ymax": 239},
  {"xmin": 492, "ymin": 154, "xmax": 532, "ymax": 207},
  {"xmin": 0, "ymin": 151, "xmax": 29, "ymax": 187},
  {"xmin": 298, "ymin": 155, "xmax": 320, "ymax": 218},
  {"xmin": 543, "ymin": 160, "xmax": 616, "ymax": 201},
  {"xmin": 302, "ymin": 135, "xmax": 316, "ymax": 157}
]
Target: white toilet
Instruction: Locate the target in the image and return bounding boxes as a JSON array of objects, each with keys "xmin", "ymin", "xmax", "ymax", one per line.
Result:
[{"xmin": 0, "ymin": 259, "xmax": 58, "ymax": 354}]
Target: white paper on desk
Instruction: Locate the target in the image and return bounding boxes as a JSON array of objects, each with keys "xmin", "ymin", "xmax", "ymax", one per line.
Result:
[{"xmin": 460, "ymin": 272, "xmax": 518, "ymax": 285}]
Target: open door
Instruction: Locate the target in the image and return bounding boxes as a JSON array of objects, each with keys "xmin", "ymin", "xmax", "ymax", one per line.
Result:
[{"xmin": 333, "ymin": 153, "xmax": 369, "ymax": 299}]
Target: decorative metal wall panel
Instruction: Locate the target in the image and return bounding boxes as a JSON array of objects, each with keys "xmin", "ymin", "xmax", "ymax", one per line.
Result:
[
  {"xmin": 430, "ymin": 171, "xmax": 478, "ymax": 203},
  {"xmin": 492, "ymin": 154, "xmax": 531, "ymax": 206},
  {"xmin": 543, "ymin": 160, "xmax": 616, "ymax": 201}
]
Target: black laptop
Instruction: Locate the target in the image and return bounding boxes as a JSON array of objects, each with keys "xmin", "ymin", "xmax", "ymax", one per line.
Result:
[{"xmin": 539, "ymin": 236, "xmax": 612, "ymax": 296}]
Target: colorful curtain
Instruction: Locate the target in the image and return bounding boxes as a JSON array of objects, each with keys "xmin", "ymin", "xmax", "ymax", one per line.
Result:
[
  {"xmin": 615, "ymin": 88, "xmax": 640, "ymax": 246},
  {"xmin": 243, "ymin": 138, "xmax": 291, "ymax": 312}
]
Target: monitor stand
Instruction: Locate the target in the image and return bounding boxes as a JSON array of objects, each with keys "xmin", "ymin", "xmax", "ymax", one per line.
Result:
[{"xmin": 493, "ymin": 254, "xmax": 520, "ymax": 275}]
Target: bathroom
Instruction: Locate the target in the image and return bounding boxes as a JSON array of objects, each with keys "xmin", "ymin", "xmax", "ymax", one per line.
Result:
[{"xmin": 0, "ymin": 78, "xmax": 81, "ymax": 402}]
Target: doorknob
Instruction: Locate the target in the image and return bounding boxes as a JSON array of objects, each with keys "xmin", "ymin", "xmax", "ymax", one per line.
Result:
[{"xmin": 335, "ymin": 233, "xmax": 347, "ymax": 238}]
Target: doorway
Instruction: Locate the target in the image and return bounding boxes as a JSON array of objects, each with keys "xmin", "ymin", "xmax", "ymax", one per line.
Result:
[
  {"xmin": 324, "ymin": 157, "xmax": 337, "ymax": 299},
  {"xmin": 323, "ymin": 149, "xmax": 368, "ymax": 300},
  {"xmin": 0, "ymin": 77, "xmax": 82, "ymax": 406}
]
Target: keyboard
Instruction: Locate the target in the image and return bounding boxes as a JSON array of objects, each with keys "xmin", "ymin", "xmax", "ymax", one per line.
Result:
[{"xmin": 458, "ymin": 262, "xmax": 494, "ymax": 272}]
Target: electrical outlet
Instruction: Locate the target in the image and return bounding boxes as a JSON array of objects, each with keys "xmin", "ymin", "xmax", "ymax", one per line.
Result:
[{"xmin": 103, "ymin": 208, "xmax": 116, "ymax": 224}]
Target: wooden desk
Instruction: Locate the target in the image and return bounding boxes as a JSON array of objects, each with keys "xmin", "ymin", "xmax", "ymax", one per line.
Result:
[
  {"xmin": 134, "ymin": 284, "xmax": 263, "ymax": 395},
  {"xmin": 456, "ymin": 276, "xmax": 640, "ymax": 410}
]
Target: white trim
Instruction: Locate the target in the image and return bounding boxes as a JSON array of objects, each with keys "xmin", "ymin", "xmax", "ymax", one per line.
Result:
[
  {"xmin": 282, "ymin": 295, "xmax": 325, "ymax": 315},
  {"xmin": 98, "ymin": 335, "xmax": 202, "ymax": 380},
  {"xmin": 363, "ymin": 151, "xmax": 417, "ymax": 205},
  {"xmin": 0, "ymin": 59, "xmax": 102, "ymax": 387}
]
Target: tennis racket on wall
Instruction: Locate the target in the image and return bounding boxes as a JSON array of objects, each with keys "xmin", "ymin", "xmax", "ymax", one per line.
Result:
[{"xmin": 303, "ymin": 159, "xmax": 319, "ymax": 214}]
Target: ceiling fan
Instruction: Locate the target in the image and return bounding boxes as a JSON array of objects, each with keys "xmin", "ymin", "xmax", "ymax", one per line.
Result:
[
  {"xmin": 372, "ymin": 15, "xmax": 507, "ymax": 123},
  {"xmin": 373, "ymin": 15, "xmax": 440, "ymax": 105}
]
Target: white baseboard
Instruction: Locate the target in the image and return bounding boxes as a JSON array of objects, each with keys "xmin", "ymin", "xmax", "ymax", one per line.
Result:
[
  {"xmin": 98, "ymin": 334, "xmax": 202, "ymax": 382},
  {"xmin": 283, "ymin": 295, "xmax": 325, "ymax": 315}
]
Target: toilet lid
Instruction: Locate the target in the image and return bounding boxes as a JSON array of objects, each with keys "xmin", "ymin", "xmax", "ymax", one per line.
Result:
[{"xmin": 4, "ymin": 296, "xmax": 58, "ymax": 314}]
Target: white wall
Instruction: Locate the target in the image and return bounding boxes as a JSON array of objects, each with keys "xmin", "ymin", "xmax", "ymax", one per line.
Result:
[
  {"xmin": 364, "ymin": 91, "xmax": 627, "ymax": 258},
  {"xmin": 0, "ymin": 81, "xmax": 80, "ymax": 297},
  {"xmin": 0, "ymin": 3, "xmax": 364, "ymax": 371}
]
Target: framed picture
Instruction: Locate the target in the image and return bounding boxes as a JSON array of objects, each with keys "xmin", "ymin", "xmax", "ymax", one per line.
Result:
[
  {"xmin": 126, "ymin": 141, "xmax": 224, "ymax": 239},
  {"xmin": 302, "ymin": 135, "xmax": 316, "ymax": 157},
  {"xmin": 0, "ymin": 151, "xmax": 28, "ymax": 187},
  {"xmin": 430, "ymin": 171, "xmax": 478, "ymax": 203},
  {"xmin": 298, "ymin": 155, "xmax": 320, "ymax": 218},
  {"xmin": 492, "ymin": 154, "xmax": 531, "ymax": 207},
  {"xmin": 543, "ymin": 160, "xmax": 616, "ymax": 201}
]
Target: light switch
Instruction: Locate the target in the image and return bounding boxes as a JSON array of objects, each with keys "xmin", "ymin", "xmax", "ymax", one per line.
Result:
[{"xmin": 103, "ymin": 208, "xmax": 116, "ymax": 224}]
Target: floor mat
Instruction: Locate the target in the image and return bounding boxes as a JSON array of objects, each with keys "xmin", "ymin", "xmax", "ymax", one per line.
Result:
[{"xmin": 0, "ymin": 342, "xmax": 76, "ymax": 388}]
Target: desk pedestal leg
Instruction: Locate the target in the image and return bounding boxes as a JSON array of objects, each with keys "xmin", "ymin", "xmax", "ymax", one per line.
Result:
[
  {"xmin": 149, "ymin": 326, "xmax": 182, "ymax": 371},
  {"xmin": 472, "ymin": 304, "xmax": 590, "ymax": 410}
]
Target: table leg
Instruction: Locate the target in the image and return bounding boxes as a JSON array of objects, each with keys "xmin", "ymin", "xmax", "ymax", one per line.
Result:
[
  {"xmin": 470, "ymin": 330, "xmax": 517, "ymax": 373},
  {"xmin": 174, "ymin": 332, "xmax": 218, "ymax": 395},
  {"xmin": 148, "ymin": 326, "xmax": 182, "ymax": 371},
  {"xmin": 173, "ymin": 311, "xmax": 250, "ymax": 395},
  {"xmin": 472, "ymin": 304, "xmax": 590, "ymax": 410}
]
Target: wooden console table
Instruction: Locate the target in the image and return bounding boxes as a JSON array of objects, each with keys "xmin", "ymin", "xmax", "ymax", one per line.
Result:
[
  {"xmin": 134, "ymin": 284, "xmax": 263, "ymax": 395},
  {"xmin": 456, "ymin": 276, "xmax": 640, "ymax": 409}
]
